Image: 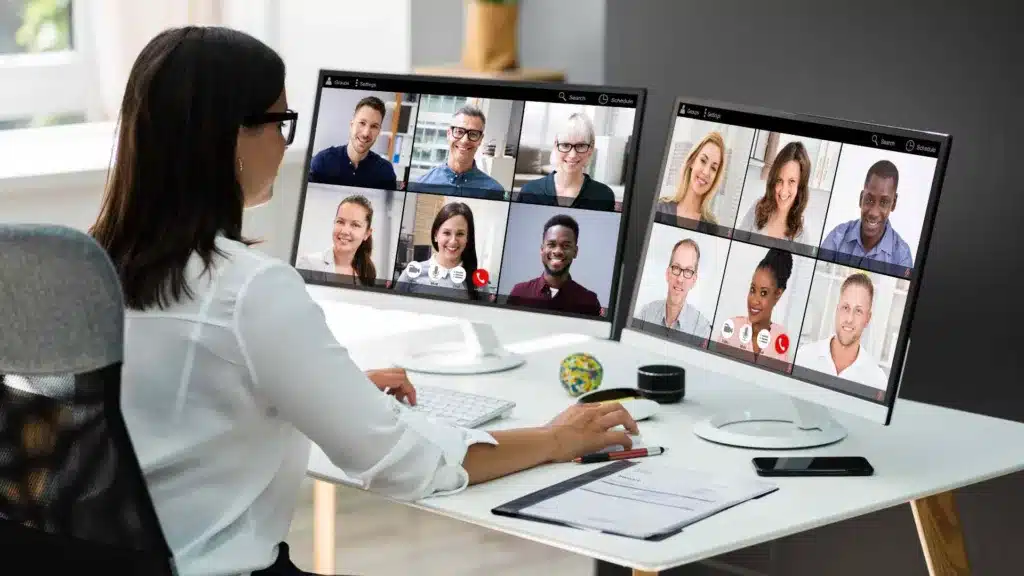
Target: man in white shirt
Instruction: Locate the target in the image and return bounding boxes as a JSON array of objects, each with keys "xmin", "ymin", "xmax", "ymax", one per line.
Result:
[{"xmin": 795, "ymin": 272, "xmax": 888, "ymax": 389}]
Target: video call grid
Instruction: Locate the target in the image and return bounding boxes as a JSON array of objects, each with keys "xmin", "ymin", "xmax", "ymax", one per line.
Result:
[
  {"xmin": 651, "ymin": 103, "xmax": 938, "ymax": 281},
  {"xmin": 294, "ymin": 76, "xmax": 642, "ymax": 322},
  {"xmin": 629, "ymin": 104, "xmax": 942, "ymax": 405}
]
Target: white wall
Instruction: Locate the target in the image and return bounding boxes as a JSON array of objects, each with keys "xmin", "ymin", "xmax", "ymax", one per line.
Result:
[{"xmin": 278, "ymin": 0, "xmax": 413, "ymax": 146}]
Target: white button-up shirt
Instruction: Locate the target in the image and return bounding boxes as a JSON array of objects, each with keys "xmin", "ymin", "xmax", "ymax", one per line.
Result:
[
  {"xmin": 794, "ymin": 336, "xmax": 888, "ymax": 390},
  {"xmin": 294, "ymin": 247, "xmax": 335, "ymax": 273},
  {"xmin": 120, "ymin": 235, "xmax": 496, "ymax": 576}
]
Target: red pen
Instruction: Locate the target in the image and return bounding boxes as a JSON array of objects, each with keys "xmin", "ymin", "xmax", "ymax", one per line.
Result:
[{"xmin": 573, "ymin": 446, "xmax": 666, "ymax": 464}]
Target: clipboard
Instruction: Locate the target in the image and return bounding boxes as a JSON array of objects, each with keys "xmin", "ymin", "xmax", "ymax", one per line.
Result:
[{"xmin": 491, "ymin": 460, "xmax": 778, "ymax": 541}]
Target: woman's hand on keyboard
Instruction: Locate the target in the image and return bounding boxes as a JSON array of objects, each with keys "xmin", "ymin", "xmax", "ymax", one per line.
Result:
[
  {"xmin": 366, "ymin": 368, "xmax": 417, "ymax": 406},
  {"xmin": 545, "ymin": 403, "xmax": 639, "ymax": 463}
]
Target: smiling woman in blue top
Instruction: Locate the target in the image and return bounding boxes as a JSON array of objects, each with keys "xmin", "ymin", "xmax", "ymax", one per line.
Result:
[
  {"xmin": 308, "ymin": 96, "xmax": 398, "ymax": 190},
  {"xmin": 408, "ymin": 105, "xmax": 505, "ymax": 199}
]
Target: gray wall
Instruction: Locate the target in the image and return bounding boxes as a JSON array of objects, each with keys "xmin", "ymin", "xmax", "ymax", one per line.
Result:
[
  {"xmin": 600, "ymin": 1, "xmax": 1024, "ymax": 575},
  {"xmin": 411, "ymin": 0, "xmax": 606, "ymax": 84}
]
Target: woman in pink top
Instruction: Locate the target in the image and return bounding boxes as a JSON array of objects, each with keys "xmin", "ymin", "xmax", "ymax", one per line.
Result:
[{"xmin": 719, "ymin": 248, "xmax": 793, "ymax": 362}]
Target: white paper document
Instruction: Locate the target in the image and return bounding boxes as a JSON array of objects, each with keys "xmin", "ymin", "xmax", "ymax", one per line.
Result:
[{"xmin": 518, "ymin": 463, "xmax": 777, "ymax": 539}]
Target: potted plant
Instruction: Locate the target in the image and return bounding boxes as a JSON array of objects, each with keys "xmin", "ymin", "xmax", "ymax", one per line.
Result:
[{"xmin": 461, "ymin": 0, "xmax": 519, "ymax": 72}]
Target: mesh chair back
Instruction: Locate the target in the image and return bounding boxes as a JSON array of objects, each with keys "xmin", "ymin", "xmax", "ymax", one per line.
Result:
[{"xmin": 0, "ymin": 223, "xmax": 174, "ymax": 574}]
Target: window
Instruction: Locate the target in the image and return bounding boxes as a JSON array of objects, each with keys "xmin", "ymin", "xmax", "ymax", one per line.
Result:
[{"xmin": 0, "ymin": 0, "xmax": 95, "ymax": 131}]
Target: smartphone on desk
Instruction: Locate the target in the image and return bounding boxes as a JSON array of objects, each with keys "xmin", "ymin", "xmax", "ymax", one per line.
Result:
[{"xmin": 752, "ymin": 456, "xmax": 874, "ymax": 477}]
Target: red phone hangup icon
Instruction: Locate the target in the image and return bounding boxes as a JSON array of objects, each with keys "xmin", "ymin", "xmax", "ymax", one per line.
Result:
[
  {"xmin": 774, "ymin": 334, "xmax": 790, "ymax": 355},
  {"xmin": 472, "ymin": 269, "xmax": 490, "ymax": 288}
]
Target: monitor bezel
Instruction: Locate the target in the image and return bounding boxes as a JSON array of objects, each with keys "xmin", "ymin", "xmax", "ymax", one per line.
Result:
[
  {"xmin": 290, "ymin": 69, "xmax": 648, "ymax": 336},
  {"xmin": 622, "ymin": 95, "xmax": 952, "ymax": 425}
]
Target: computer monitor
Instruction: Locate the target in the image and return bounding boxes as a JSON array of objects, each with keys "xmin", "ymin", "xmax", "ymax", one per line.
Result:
[
  {"xmin": 290, "ymin": 70, "xmax": 646, "ymax": 374},
  {"xmin": 621, "ymin": 97, "xmax": 951, "ymax": 449}
]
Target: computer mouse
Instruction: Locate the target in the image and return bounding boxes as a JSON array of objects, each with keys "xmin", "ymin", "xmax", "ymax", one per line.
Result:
[
  {"xmin": 576, "ymin": 387, "xmax": 659, "ymax": 421},
  {"xmin": 619, "ymin": 397, "xmax": 660, "ymax": 421}
]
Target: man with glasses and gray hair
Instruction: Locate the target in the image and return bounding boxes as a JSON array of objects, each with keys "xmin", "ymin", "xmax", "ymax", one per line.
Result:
[
  {"xmin": 636, "ymin": 238, "xmax": 712, "ymax": 339},
  {"xmin": 409, "ymin": 104, "xmax": 505, "ymax": 199},
  {"xmin": 517, "ymin": 112, "xmax": 616, "ymax": 211}
]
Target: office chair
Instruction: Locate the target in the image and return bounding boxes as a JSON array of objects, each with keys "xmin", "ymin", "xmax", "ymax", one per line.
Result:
[{"xmin": 0, "ymin": 224, "xmax": 175, "ymax": 575}]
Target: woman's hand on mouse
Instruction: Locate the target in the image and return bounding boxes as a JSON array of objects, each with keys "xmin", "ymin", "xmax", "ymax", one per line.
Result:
[
  {"xmin": 366, "ymin": 368, "xmax": 417, "ymax": 405},
  {"xmin": 545, "ymin": 402, "xmax": 639, "ymax": 463}
]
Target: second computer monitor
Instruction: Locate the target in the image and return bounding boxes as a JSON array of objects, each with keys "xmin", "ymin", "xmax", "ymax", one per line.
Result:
[
  {"xmin": 623, "ymin": 97, "xmax": 950, "ymax": 447},
  {"xmin": 291, "ymin": 71, "xmax": 645, "ymax": 373}
]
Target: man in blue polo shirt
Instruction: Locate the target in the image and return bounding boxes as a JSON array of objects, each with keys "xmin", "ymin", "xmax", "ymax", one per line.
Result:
[
  {"xmin": 408, "ymin": 105, "xmax": 505, "ymax": 199},
  {"xmin": 309, "ymin": 96, "xmax": 398, "ymax": 190},
  {"xmin": 820, "ymin": 159, "xmax": 914, "ymax": 270}
]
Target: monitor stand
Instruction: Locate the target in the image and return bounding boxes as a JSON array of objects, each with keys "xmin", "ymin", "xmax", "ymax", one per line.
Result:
[
  {"xmin": 392, "ymin": 320, "xmax": 525, "ymax": 375},
  {"xmin": 692, "ymin": 397, "xmax": 847, "ymax": 449}
]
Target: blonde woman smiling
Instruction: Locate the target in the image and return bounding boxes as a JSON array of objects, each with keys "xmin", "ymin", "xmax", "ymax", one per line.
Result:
[{"xmin": 656, "ymin": 131, "xmax": 726, "ymax": 225}]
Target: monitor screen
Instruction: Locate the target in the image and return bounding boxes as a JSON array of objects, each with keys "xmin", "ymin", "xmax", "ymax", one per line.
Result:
[
  {"xmin": 627, "ymin": 99, "xmax": 949, "ymax": 405},
  {"xmin": 291, "ymin": 72, "xmax": 644, "ymax": 323}
]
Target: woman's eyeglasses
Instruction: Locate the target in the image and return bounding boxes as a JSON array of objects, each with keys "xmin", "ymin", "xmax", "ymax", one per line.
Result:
[
  {"xmin": 450, "ymin": 126, "xmax": 484, "ymax": 142},
  {"xmin": 556, "ymin": 141, "xmax": 592, "ymax": 154},
  {"xmin": 243, "ymin": 109, "xmax": 299, "ymax": 146},
  {"xmin": 669, "ymin": 265, "xmax": 696, "ymax": 278}
]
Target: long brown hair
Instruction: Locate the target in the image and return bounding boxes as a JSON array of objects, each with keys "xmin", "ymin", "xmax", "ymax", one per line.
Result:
[
  {"xmin": 338, "ymin": 195, "xmax": 376, "ymax": 286},
  {"xmin": 90, "ymin": 27, "xmax": 285, "ymax": 310},
  {"xmin": 660, "ymin": 131, "xmax": 726, "ymax": 225},
  {"xmin": 754, "ymin": 141, "xmax": 810, "ymax": 240}
]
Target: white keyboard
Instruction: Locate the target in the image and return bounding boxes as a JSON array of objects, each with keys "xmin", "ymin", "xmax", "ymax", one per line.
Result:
[{"xmin": 407, "ymin": 385, "xmax": 515, "ymax": 428}]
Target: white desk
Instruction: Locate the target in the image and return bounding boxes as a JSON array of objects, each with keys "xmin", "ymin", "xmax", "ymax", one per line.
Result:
[{"xmin": 308, "ymin": 301, "xmax": 1024, "ymax": 575}]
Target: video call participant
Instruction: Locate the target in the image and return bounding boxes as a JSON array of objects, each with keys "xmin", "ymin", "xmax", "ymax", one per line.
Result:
[
  {"xmin": 517, "ymin": 113, "xmax": 616, "ymax": 211},
  {"xmin": 820, "ymin": 160, "xmax": 913, "ymax": 269},
  {"xmin": 507, "ymin": 214, "xmax": 601, "ymax": 316},
  {"xmin": 795, "ymin": 272, "xmax": 887, "ymax": 389},
  {"xmin": 308, "ymin": 96, "xmax": 398, "ymax": 190},
  {"xmin": 409, "ymin": 105, "xmax": 505, "ymax": 199},
  {"xmin": 635, "ymin": 238, "xmax": 712, "ymax": 339},
  {"xmin": 717, "ymin": 248, "xmax": 793, "ymax": 362},
  {"xmin": 656, "ymin": 131, "xmax": 726, "ymax": 225},
  {"xmin": 396, "ymin": 201, "xmax": 482, "ymax": 299},
  {"xmin": 737, "ymin": 141, "xmax": 811, "ymax": 243},
  {"xmin": 295, "ymin": 195, "xmax": 377, "ymax": 286}
]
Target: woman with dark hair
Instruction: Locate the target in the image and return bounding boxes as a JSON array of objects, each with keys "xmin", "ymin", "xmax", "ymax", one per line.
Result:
[
  {"xmin": 737, "ymin": 141, "xmax": 811, "ymax": 243},
  {"xmin": 296, "ymin": 195, "xmax": 377, "ymax": 286},
  {"xmin": 396, "ymin": 201, "xmax": 483, "ymax": 299},
  {"xmin": 90, "ymin": 26, "xmax": 636, "ymax": 576},
  {"xmin": 718, "ymin": 248, "xmax": 794, "ymax": 362}
]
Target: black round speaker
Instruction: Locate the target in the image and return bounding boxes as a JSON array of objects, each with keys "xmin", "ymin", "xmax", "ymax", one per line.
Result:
[{"xmin": 636, "ymin": 364, "xmax": 686, "ymax": 404}]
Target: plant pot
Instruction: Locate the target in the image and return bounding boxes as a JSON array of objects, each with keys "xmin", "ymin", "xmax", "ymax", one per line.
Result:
[{"xmin": 461, "ymin": 1, "xmax": 519, "ymax": 72}]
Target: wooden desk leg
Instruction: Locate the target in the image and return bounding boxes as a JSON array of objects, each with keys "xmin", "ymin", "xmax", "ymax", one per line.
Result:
[
  {"xmin": 313, "ymin": 480, "xmax": 336, "ymax": 574},
  {"xmin": 910, "ymin": 490, "xmax": 971, "ymax": 575}
]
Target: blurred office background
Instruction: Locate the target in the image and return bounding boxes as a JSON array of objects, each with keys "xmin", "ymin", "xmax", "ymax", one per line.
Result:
[{"xmin": 1, "ymin": 1, "xmax": 1021, "ymax": 575}]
